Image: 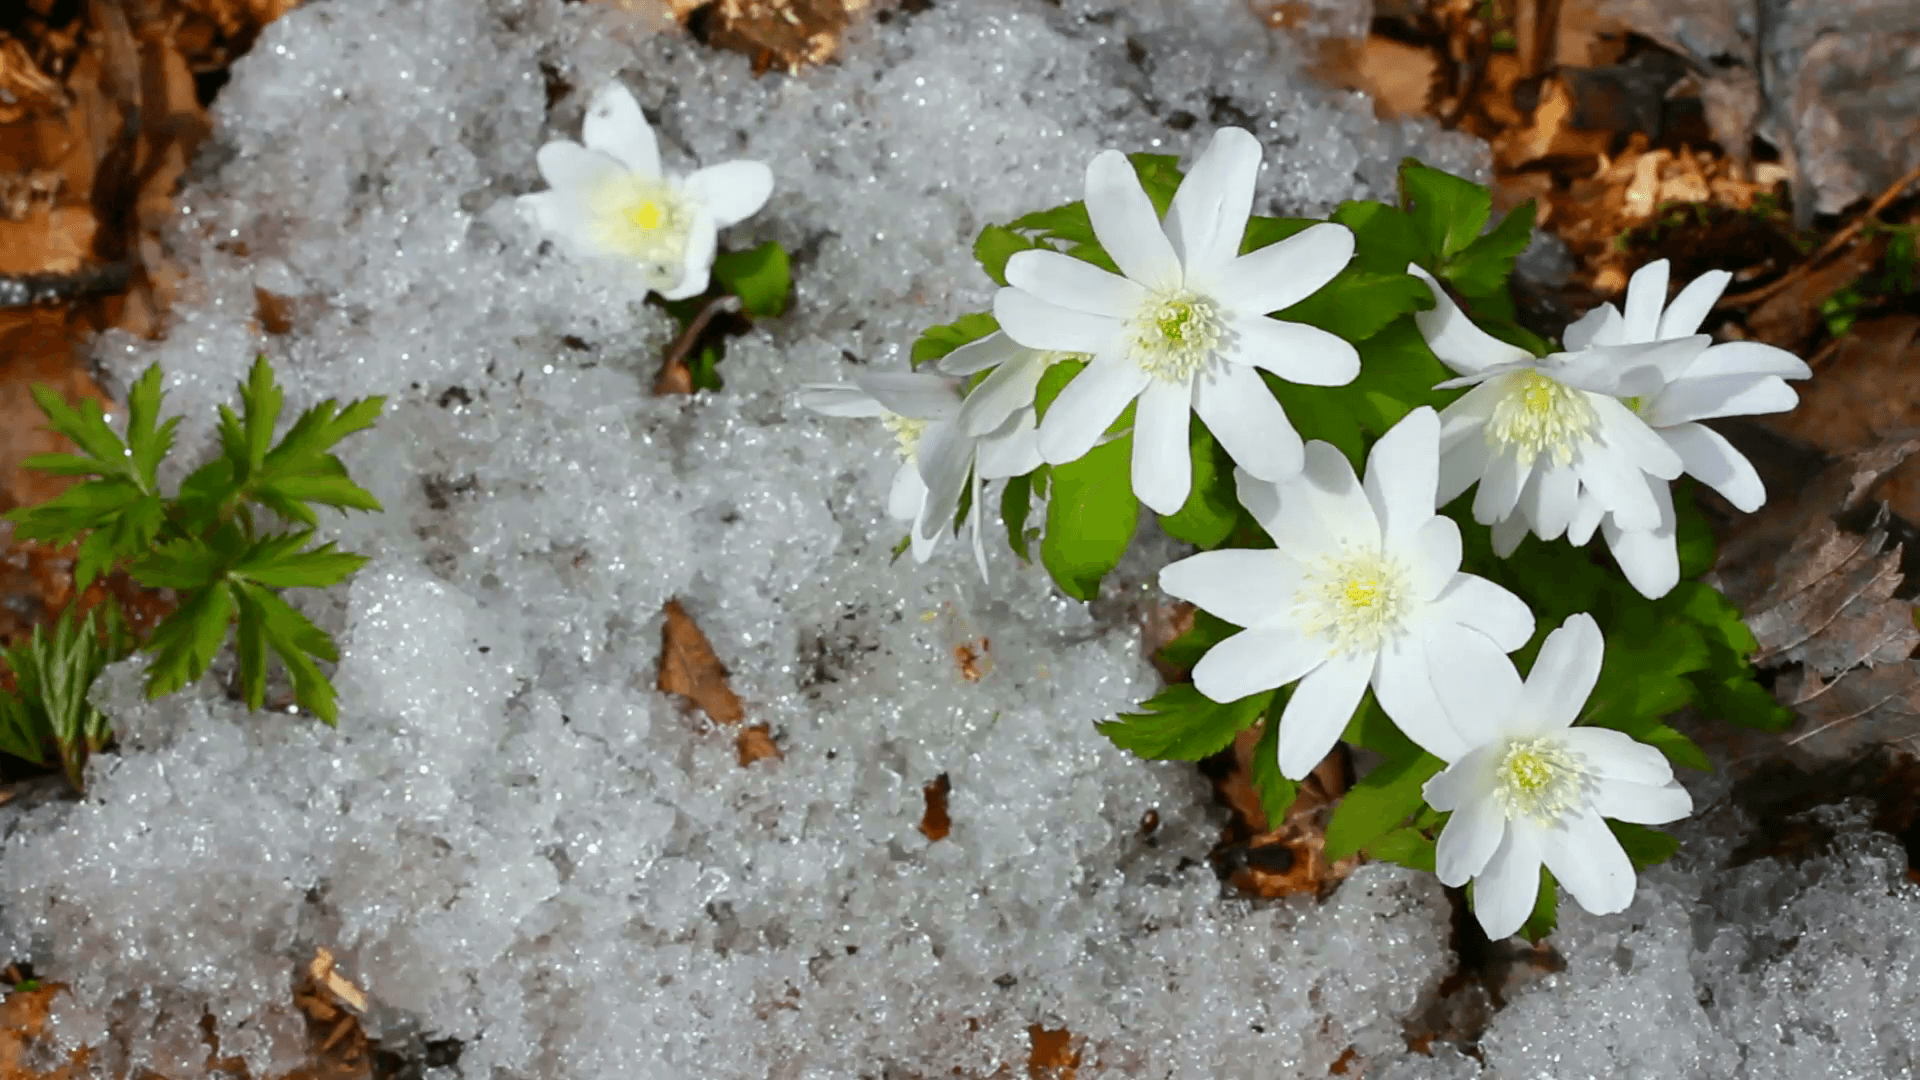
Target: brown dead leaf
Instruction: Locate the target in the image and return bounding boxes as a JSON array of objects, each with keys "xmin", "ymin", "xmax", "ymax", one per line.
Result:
[
  {"xmin": 1745, "ymin": 516, "xmax": 1918, "ymax": 676},
  {"xmin": 1210, "ymin": 727, "xmax": 1357, "ymax": 898},
  {"xmin": 0, "ymin": 984, "xmax": 88, "ymax": 1080},
  {"xmin": 697, "ymin": 0, "xmax": 870, "ymax": 76},
  {"xmin": 657, "ymin": 599, "xmax": 746, "ymax": 724},
  {"xmin": 917, "ymin": 772, "xmax": 951, "ymax": 842},
  {"xmin": 1743, "ymin": 234, "xmax": 1887, "ymax": 353},
  {"xmin": 1759, "ymin": 316, "xmax": 1920, "ymax": 522},
  {"xmin": 1026, "ymin": 1024, "xmax": 1078, "ymax": 1080},
  {"xmin": 735, "ymin": 722, "xmax": 780, "ymax": 765}
]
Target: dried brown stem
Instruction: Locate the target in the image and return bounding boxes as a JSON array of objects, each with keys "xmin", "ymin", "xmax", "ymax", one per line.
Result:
[
  {"xmin": 652, "ymin": 293, "xmax": 742, "ymax": 396},
  {"xmin": 1718, "ymin": 159, "xmax": 1920, "ymax": 310}
]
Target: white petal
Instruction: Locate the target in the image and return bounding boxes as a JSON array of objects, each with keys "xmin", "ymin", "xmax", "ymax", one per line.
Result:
[
  {"xmin": 855, "ymin": 371, "xmax": 961, "ymax": 420},
  {"xmin": 660, "ymin": 212, "xmax": 717, "ymax": 300},
  {"xmin": 889, "ymin": 461, "xmax": 925, "ymax": 522},
  {"xmin": 1205, "ymin": 222, "xmax": 1354, "ymax": 316},
  {"xmin": 1193, "ymin": 361, "xmax": 1304, "ymax": 483},
  {"xmin": 1658, "ymin": 269, "xmax": 1731, "ymax": 339},
  {"xmin": 994, "ymin": 288, "xmax": 1124, "ymax": 353},
  {"xmin": 1558, "ymin": 337, "xmax": 1706, "ymax": 395},
  {"xmin": 1437, "ymin": 421, "xmax": 1497, "ymax": 507},
  {"xmin": 1160, "ymin": 548, "xmax": 1308, "ymax": 628},
  {"xmin": 1490, "ymin": 508, "xmax": 1529, "ymax": 556},
  {"xmin": 1528, "ymin": 461, "xmax": 1579, "ymax": 540},
  {"xmin": 957, "ymin": 348, "xmax": 1050, "ymax": 436},
  {"xmin": 1373, "ymin": 630, "xmax": 1469, "ymax": 761},
  {"xmin": 914, "ymin": 421, "xmax": 974, "ymax": 542},
  {"xmin": 1275, "ymin": 650, "xmax": 1373, "ymax": 779},
  {"xmin": 1600, "ymin": 483, "xmax": 1680, "ymax": 600},
  {"xmin": 1621, "ymin": 259, "xmax": 1669, "ymax": 344},
  {"xmin": 535, "ymin": 140, "xmax": 625, "ymax": 194},
  {"xmin": 1434, "ymin": 794, "xmax": 1507, "ymax": 886},
  {"xmin": 1512, "ymin": 612, "xmax": 1603, "ymax": 735},
  {"xmin": 1563, "ymin": 303, "xmax": 1623, "ymax": 351},
  {"xmin": 683, "ymin": 160, "xmax": 773, "ymax": 228},
  {"xmin": 1571, "ymin": 439, "xmax": 1661, "ymax": 532},
  {"xmin": 1191, "ymin": 625, "xmax": 1327, "ymax": 703},
  {"xmin": 969, "ymin": 471, "xmax": 990, "ymax": 581},
  {"xmin": 1642, "ymin": 374, "xmax": 1799, "ymax": 426},
  {"xmin": 1245, "ymin": 442, "xmax": 1379, "ymax": 563},
  {"xmin": 1567, "ymin": 490, "xmax": 1605, "ymax": 546},
  {"xmin": 1471, "ymin": 448, "xmax": 1527, "ymax": 525},
  {"xmin": 582, "ymin": 84, "xmax": 661, "ymax": 178},
  {"xmin": 1085, "ymin": 149, "xmax": 1180, "ymax": 291},
  {"xmin": 1226, "ymin": 316, "xmax": 1360, "ymax": 387},
  {"xmin": 975, "ymin": 411, "xmax": 1043, "ymax": 480},
  {"xmin": 797, "ymin": 383, "xmax": 884, "ymax": 418},
  {"xmin": 1425, "ymin": 625, "xmax": 1524, "ymax": 747},
  {"xmin": 1036, "ymin": 354, "xmax": 1149, "ymax": 464},
  {"xmin": 1472, "ymin": 821, "xmax": 1545, "ymax": 940},
  {"xmin": 1541, "ymin": 804, "xmax": 1638, "ymax": 916},
  {"xmin": 1133, "ymin": 378, "xmax": 1194, "ymax": 515},
  {"xmin": 1588, "ymin": 777, "xmax": 1694, "ymax": 824},
  {"xmin": 1409, "ymin": 264, "xmax": 1534, "ymax": 374},
  {"xmin": 518, "ymin": 191, "xmax": 596, "ymax": 255},
  {"xmin": 937, "ymin": 329, "xmax": 1025, "ymax": 377},
  {"xmin": 1164, "ymin": 127, "xmax": 1261, "ymax": 280},
  {"xmin": 1428, "ymin": 574, "xmax": 1534, "ymax": 651},
  {"xmin": 1005, "ymin": 249, "xmax": 1148, "ymax": 318},
  {"xmin": 1560, "ymin": 726, "xmax": 1676, "ymax": 786},
  {"xmin": 1365, "ymin": 406, "xmax": 1442, "ymax": 552},
  {"xmin": 1682, "ymin": 340, "xmax": 1811, "ymax": 380},
  {"xmin": 1592, "ymin": 396, "xmax": 1685, "ymax": 479},
  {"xmin": 1425, "ymin": 743, "xmax": 1502, "ymax": 810},
  {"xmin": 1405, "ymin": 516, "xmax": 1463, "ymax": 601},
  {"xmin": 1662, "ymin": 422, "xmax": 1765, "ymax": 512}
]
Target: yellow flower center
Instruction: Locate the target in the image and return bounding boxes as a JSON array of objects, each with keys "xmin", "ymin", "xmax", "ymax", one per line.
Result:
[
  {"xmin": 628, "ymin": 199, "xmax": 665, "ymax": 231},
  {"xmin": 1128, "ymin": 291, "xmax": 1222, "ymax": 383},
  {"xmin": 881, "ymin": 413, "xmax": 928, "ymax": 462},
  {"xmin": 589, "ymin": 175, "xmax": 690, "ymax": 283},
  {"xmin": 1491, "ymin": 737, "xmax": 1587, "ymax": 824},
  {"xmin": 1298, "ymin": 549, "xmax": 1409, "ymax": 655},
  {"xmin": 1485, "ymin": 371, "xmax": 1599, "ymax": 468}
]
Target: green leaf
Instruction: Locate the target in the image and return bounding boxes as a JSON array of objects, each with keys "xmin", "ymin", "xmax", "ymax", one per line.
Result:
[
  {"xmin": 27, "ymin": 383, "xmax": 131, "ymax": 472},
  {"xmin": 1399, "ymin": 159, "xmax": 1492, "ymax": 260},
  {"xmin": 1126, "ymin": 153, "xmax": 1183, "ymax": 217},
  {"xmin": 1000, "ymin": 471, "xmax": 1036, "ymax": 561},
  {"xmin": 231, "ymin": 531, "xmax": 369, "ymax": 589},
  {"xmin": 1031, "ymin": 358, "xmax": 1088, "ymax": 422},
  {"xmin": 1444, "ymin": 200, "xmax": 1535, "ymax": 298},
  {"xmin": 1157, "ymin": 421, "xmax": 1238, "ymax": 548},
  {"xmin": 0, "ymin": 693, "xmax": 46, "ymax": 766},
  {"xmin": 130, "ymin": 536, "xmax": 224, "ymax": 590},
  {"xmin": 1239, "ymin": 216, "xmax": 1321, "ymax": 254},
  {"xmin": 123, "ymin": 365, "xmax": 179, "ymax": 491},
  {"xmin": 911, "ymin": 312, "xmax": 1001, "ymax": 369},
  {"xmin": 1096, "ymin": 684, "xmax": 1273, "ymax": 760},
  {"xmin": 1365, "ymin": 826, "xmax": 1437, "ymax": 873},
  {"xmin": 1517, "ymin": 867, "xmax": 1558, "ymax": 942},
  {"xmin": 1276, "ymin": 268, "xmax": 1435, "ymax": 341},
  {"xmin": 1249, "ymin": 702, "xmax": 1299, "ymax": 830},
  {"xmin": 687, "ymin": 343, "xmax": 723, "ymax": 393},
  {"xmin": 712, "ymin": 241, "xmax": 791, "ymax": 319},
  {"xmin": 1325, "ymin": 747, "xmax": 1444, "ymax": 858},
  {"xmin": 1608, "ymin": 821, "xmax": 1681, "ymax": 870},
  {"xmin": 1334, "ymin": 199, "xmax": 1431, "ymax": 275},
  {"xmin": 1639, "ymin": 723, "xmax": 1712, "ymax": 772},
  {"xmin": 1340, "ymin": 689, "xmax": 1422, "ymax": 758},
  {"xmin": 973, "ymin": 224, "xmax": 1040, "ymax": 286},
  {"xmin": 235, "ymin": 581, "xmax": 342, "ymax": 725},
  {"xmin": 1009, "ymin": 202, "xmax": 1097, "ymax": 247},
  {"xmin": 143, "ymin": 582, "xmax": 238, "ymax": 699},
  {"xmin": 1040, "ymin": 435, "xmax": 1138, "ymax": 600},
  {"xmin": 1153, "ymin": 608, "xmax": 1240, "ymax": 679},
  {"xmin": 236, "ymin": 356, "xmax": 285, "ymax": 474},
  {"xmin": 1699, "ymin": 671, "xmax": 1795, "ymax": 731},
  {"xmin": 1673, "ymin": 483, "xmax": 1718, "ymax": 580}
]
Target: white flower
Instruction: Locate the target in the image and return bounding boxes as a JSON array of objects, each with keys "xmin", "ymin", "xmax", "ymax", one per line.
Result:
[
  {"xmin": 1422, "ymin": 613, "xmax": 1693, "ymax": 940},
  {"xmin": 1559, "ymin": 260, "xmax": 1812, "ymax": 597},
  {"xmin": 1157, "ymin": 408, "xmax": 1535, "ymax": 778},
  {"xmin": 799, "ymin": 369, "xmax": 1037, "ymax": 576},
  {"xmin": 1411, "ymin": 265, "xmax": 1705, "ymax": 561},
  {"xmin": 933, "ymin": 330, "xmax": 1058, "ymax": 483},
  {"xmin": 992, "ymin": 127, "xmax": 1360, "ymax": 515},
  {"xmin": 518, "ymin": 83, "xmax": 773, "ymax": 300}
]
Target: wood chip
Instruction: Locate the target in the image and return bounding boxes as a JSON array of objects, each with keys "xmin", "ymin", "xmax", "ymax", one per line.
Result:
[
  {"xmin": 917, "ymin": 772, "xmax": 951, "ymax": 842},
  {"xmin": 306, "ymin": 947, "xmax": 367, "ymax": 1014},
  {"xmin": 657, "ymin": 599, "xmax": 745, "ymax": 724}
]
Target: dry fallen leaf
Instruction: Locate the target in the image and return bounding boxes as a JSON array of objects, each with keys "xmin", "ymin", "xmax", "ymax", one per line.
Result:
[
  {"xmin": 657, "ymin": 598, "xmax": 746, "ymax": 724},
  {"xmin": 1026, "ymin": 1024, "xmax": 1078, "ymax": 1080},
  {"xmin": 1211, "ymin": 727, "xmax": 1356, "ymax": 898},
  {"xmin": 917, "ymin": 772, "xmax": 951, "ymax": 842}
]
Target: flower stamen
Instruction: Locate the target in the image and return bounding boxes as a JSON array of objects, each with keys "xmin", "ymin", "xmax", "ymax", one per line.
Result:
[
  {"xmin": 1298, "ymin": 549, "xmax": 1409, "ymax": 654},
  {"xmin": 1491, "ymin": 736, "xmax": 1587, "ymax": 824},
  {"xmin": 881, "ymin": 413, "xmax": 928, "ymax": 462},
  {"xmin": 590, "ymin": 176, "xmax": 691, "ymax": 275},
  {"xmin": 1128, "ymin": 291, "xmax": 1222, "ymax": 383},
  {"xmin": 1485, "ymin": 371, "xmax": 1598, "ymax": 468}
]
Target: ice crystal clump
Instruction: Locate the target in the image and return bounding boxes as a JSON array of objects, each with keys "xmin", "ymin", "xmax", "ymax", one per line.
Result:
[{"xmin": 3, "ymin": 0, "xmax": 1917, "ymax": 1077}]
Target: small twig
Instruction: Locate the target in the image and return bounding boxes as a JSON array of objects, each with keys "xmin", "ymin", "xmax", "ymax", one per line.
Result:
[
  {"xmin": 653, "ymin": 294, "xmax": 742, "ymax": 396},
  {"xmin": 1718, "ymin": 159, "xmax": 1920, "ymax": 310}
]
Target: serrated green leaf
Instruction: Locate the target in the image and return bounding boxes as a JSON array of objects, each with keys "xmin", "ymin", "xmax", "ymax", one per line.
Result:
[
  {"xmin": 143, "ymin": 582, "xmax": 237, "ymax": 699},
  {"xmin": 1153, "ymin": 608, "xmax": 1240, "ymax": 679},
  {"xmin": 233, "ymin": 584, "xmax": 269, "ymax": 711},
  {"xmin": 1000, "ymin": 471, "xmax": 1035, "ymax": 561},
  {"xmin": 238, "ymin": 356, "xmax": 284, "ymax": 473},
  {"xmin": 1097, "ymin": 684, "xmax": 1273, "ymax": 760},
  {"xmin": 712, "ymin": 241, "xmax": 791, "ymax": 319},
  {"xmin": 1276, "ymin": 268, "xmax": 1434, "ymax": 341},
  {"xmin": 973, "ymin": 224, "xmax": 1039, "ymax": 286},
  {"xmin": 1334, "ymin": 199, "xmax": 1431, "ymax": 275},
  {"xmin": 1157, "ymin": 421, "xmax": 1238, "ymax": 548},
  {"xmin": 1239, "ymin": 216, "xmax": 1320, "ymax": 254},
  {"xmin": 130, "ymin": 536, "xmax": 224, "ymax": 590},
  {"xmin": 1608, "ymin": 821, "xmax": 1681, "ymax": 870},
  {"xmin": 1325, "ymin": 747, "xmax": 1444, "ymax": 859},
  {"xmin": 1364, "ymin": 826, "xmax": 1438, "ymax": 872},
  {"xmin": 911, "ymin": 312, "xmax": 1001, "ymax": 369},
  {"xmin": 1400, "ymin": 159, "xmax": 1492, "ymax": 260},
  {"xmin": 1699, "ymin": 670, "xmax": 1794, "ymax": 731},
  {"xmin": 1444, "ymin": 200, "xmax": 1535, "ymax": 298},
  {"xmin": 1031, "ymin": 358, "xmax": 1087, "ymax": 422},
  {"xmin": 0, "ymin": 693, "xmax": 47, "ymax": 766},
  {"xmin": 123, "ymin": 365, "xmax": 178, "ymax": 490},
  {"xmin": 1040, "ymin": 435, "xmax": 1137, "ymax": 600},
  {"xmin": 1008, "ymin": 201, "xmax": 1096, "ymax": 247},
  {"xmin": 687, "ymin": 342, "xmax": 723, "ymax": 392},
  {"xmin": 1250, "ymin": 697, "xmax": 1299, "ymax": 829},
  {"xmin": 235, "ymin": 581, "xmax": 340, "ymax": 724},
  {"xmin": 5, "ymin": 475, "xmax": 150, "ymax": 547},
  {"xmin": 230, "ymin": 532, "xmax": 369, "ymax": 589},
  {"xmin": 28, "ymin": 383, "xmax": 130, "ymax": 471},
  {"xmin": 1125, "ymin": 153, "xmax": 1183, "ymax": 217}
]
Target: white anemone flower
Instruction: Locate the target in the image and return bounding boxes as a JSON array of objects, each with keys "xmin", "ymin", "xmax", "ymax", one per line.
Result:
[
  {"xmin": 519, "ymin": 83, "xmax": 773, "ymax": 300},
  {"xmin": 1559, "ymin": 260, "xmax": 1813, "ymax": 597},
  {"xmin": 800, "ymin": 370, "xmax": 1037, "ymax": 576},
  {"xmin": 1410, "ymin": 265, "xmax": 1707, "ymax": 559},
  {"xmin": 933, "ymin": 330, "xmax": 1062, "ymax": 484},
  {"xmin": 992, "ymin": 126, "xmax": 1360, "ymax": 515},
  {"xmin": 1157, "ymin": 408, "xmax": 1535, "ymax": 778},
  {"xmin": 1422, "ymin": 613, "xmax": 1693, "ymax": 940}
]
